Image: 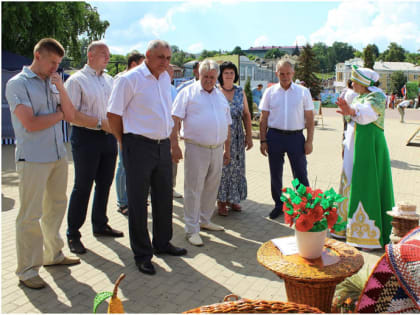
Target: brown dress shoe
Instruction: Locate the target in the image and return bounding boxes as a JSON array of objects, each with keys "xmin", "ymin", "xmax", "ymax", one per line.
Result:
[
  {"xmin": 19, "ymin": 276, "xmax": 46, "ymax": 290},
  {"xmin": 44, "ymin": 256, "xmax": 80, "ymax": 267},
  {"xmin": 217, "ymin": 201, "xmax": 228, "ymax": 216},
  {"xmin": 230, "ymin": 203, "xmax": 242, "ymax": 212}
]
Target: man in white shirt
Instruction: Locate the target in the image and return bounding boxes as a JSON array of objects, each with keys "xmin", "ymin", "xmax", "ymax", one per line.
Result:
[
  {"xmin": 107, "ymin": 40, "xmax": 187, "ymax": 276},
  {"xmin": 171, "ymin": 60, "xmax": 232, "ymax": 246},
  {"xmin": 397, "ymin": 98, "xmax": 413, "ymax": 123},
  {"xmin": 259, "ymin": 60, "xmax": 314, "ymax": 219},
  {"xmin": 65, "ymin": 41, "xmax": 123, "ymax": 255}
]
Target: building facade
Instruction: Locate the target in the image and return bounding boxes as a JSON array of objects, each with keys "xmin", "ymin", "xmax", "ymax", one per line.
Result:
[{"xmin": 335, "ymin": 58, "xmax": 420, "ymax": 93}]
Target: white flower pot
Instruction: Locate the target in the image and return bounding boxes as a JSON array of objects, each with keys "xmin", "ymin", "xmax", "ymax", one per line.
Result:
[{"xmin": 295, "ymin": 229, "xmax": 327, "ymax": 259}]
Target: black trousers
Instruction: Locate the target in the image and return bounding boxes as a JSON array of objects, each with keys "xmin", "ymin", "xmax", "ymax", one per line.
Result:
[
  {"xmin": 67, "ymin": 126, "xmax": 117, "ymax": 239},
  {"xmin": 267, "ymin": 129, "xmax": 309, "ymax": 211},
  {"xmin": 122, "ymin": 133, "xmax": 173, "ymax": 263}
]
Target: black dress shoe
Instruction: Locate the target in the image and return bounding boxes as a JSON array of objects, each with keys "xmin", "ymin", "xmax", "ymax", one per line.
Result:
[
  {"xmin": 93, "ymin": 225, "xmax": 124, "ymax": 238},
  {"xmin": 68, "ymin": 238, "xmax": 86, "ymax": 254},
  {"xmin": 136, "ymin": 260, "xmax": 156, "ymax": 275},
  {"xmin": 269, "ymin": 208, "xmax": 283, "ymax": 219},
  {"xmin": 154, "ymin": 243, "xmax": 187, "ymax": 256}
]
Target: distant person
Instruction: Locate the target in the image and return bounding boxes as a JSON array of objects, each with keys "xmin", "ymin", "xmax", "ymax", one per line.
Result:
[
  {"xmin": 115, "ymin": 52, "xmax": 145, "ymax": 216},
  {"xmin": 397, "ymin": 98, "xmax": 413, "ymax": 123},
  {"xmin": 176, "ymin": 61, "xmax": 199, "ymax": 92},
  {"xmin": 171, "ymin": 60, "xmax": 232, "ymax": 246},
  {"xmin": 167, "ymin": 64, "xmax": 183, "ymax": 199},
  {"xmin": 65, "ymin": 41, "xmax": 123, "ymax": 255},
  {"xmin": 390, "ymin": 93, "xmax": 396, "ymax": 109},
  {"xmin": 107, "ymin": 40, "xmax": 187, "ymax": 276},
  {"xmin": 259, "ymin": 60, "xmax": 314, "ymax": 220},
  {"xmin": 216, "ymin": 61, "xmax": 253, "ymax": 216},
  {"xmin": 336, "ymin": 65, "xmax": 394, "ymax": 250},
  {"xmin": 252, "ymin": 84, "xmax": 263, "ymax": 107},
  {"xmin": 5, "ymin": 38, "xmax": 80, "ymax": 290}
]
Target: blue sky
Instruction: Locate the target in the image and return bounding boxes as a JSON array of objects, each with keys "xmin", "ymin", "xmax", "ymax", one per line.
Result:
[{"xmin": 89, "ymin": 0, "xmax": 420, "ymax": 55}]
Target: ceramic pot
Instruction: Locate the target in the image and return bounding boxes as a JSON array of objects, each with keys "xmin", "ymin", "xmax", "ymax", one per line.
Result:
[{"xmin": 295, "ymin": 229, "xmax": 327, "ymax": 259}]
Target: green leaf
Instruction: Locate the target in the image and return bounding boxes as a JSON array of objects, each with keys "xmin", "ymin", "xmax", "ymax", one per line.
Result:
[
  {"xmin": 292, "ymin": 195, "xmax": 302, "ymax": 204},
  {"xmin": 280, "ymin": 195, "xmax": 288, "ymax": 202},
  {"xmin": 93, "ymin": 292, "xmax": 113, "ymax": 313},
  {"xmin": 286, "ymin": 210, "xmax": 294, "ymax": 215},
  {"xmin": 292, "ymin": 178, "xmax": 300, "ymax": 188},
  {"xmin": 297, "ymin": 184, "xmax": 307, "ymax": 195}
]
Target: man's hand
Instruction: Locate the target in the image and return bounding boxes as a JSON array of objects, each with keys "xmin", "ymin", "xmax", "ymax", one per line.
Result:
[
  {"xmin": 56, "ymin": 104, "xmax": 64, "ymax": 120},
  {"xmin": 304, "ymin": 141, "xmax": 313, "ymax": 155},
  {"xmin": 223, "ymin": 150, "xmax": 230, "ymax": 165},
  {"xmin": 260, "ymin": 142, "xmax": 268, "ymax": 156},
  {"xmin": 50, "ymin": 72, "xmax": 64, "ymax": 92},
  {"xmin": 101, "ymin": 118, "xmax": 113, "ymax": 134},
  {"xmin": 171, "ymin": 145, "xmax": 183, "ymax": 164}
]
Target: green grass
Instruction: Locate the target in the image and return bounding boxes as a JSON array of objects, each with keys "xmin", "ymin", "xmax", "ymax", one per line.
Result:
[{"xmin": 315, "ymin": 72, "xmax": 335, "ymax": 80}]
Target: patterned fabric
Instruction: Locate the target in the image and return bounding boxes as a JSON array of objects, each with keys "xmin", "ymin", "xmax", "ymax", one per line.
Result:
[
  {"xmin": 386, "ymin": 227, "xmax": 420, "ymax": 309},
  {"xmin": 363, "ymin": 92, "xmax": 386, "ymax": 129},
  {"xmin": 217, "ymin": 86, "xmax": 247, "ymax": 204},
  {"xmin": 357, "ymin": 227, "xmax": 420, "ymax": 313}
]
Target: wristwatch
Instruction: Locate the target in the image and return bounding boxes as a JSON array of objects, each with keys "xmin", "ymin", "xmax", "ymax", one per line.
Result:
[{"xmin": 96, "ymin": 118, "xmax": 102, "ymax": 130}]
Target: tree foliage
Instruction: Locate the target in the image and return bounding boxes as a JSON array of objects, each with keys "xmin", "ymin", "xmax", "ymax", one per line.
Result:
[
  {"xmin": 264, "ymin": 48, "xmax": 285, "ymax": 59},
  {"xmin": 2, "ymin": 2, "xmax": 109, "ymax": 65},
  {"xmin": 106, "ymin": 54, "xmax": 127, "ymax": 77},
  {"xmin": 231, "ymin": 46, "xmax": 245, "ymax": 56},
  {"xmin": 379, "ymin": 42, "xmax": 406, "ymax": 62},
  {"xmin": 295, "ymin": 44, "xmax": 322, "ymax": 98},
  {"xmin": 312, "ymin": 41, "xmax": 356, "ymax": 72},
  {"xmin": 244, "ymin": 76, "xmax": 253, "ymax": 119},
  {"xmin": 362, "ymin": 44, "xmax": 378, "ymax": 69},
  {"xmin": 390, "ymin": 71, "xmax": 407, "ymax": 96},
  {"xmin": 199, "ymin": 49, "xmax": 219, "ymax": 60}
]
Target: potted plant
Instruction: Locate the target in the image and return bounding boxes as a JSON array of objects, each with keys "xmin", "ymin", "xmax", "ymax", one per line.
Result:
[{"xmin": 281, "ymin": 179, "xmax": 347, "ymax": 259}]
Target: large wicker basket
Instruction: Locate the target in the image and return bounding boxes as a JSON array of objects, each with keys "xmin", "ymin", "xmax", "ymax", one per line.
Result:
[
  {"xmin": 391, "ymin": 217, "xmax": 419, "ymax": 237},
  {"xmin": 183, "ymin": 294, "xmax": 323, "ymax": 313}
]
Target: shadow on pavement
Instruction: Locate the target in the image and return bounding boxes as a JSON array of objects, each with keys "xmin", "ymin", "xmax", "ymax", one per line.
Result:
[{"xmin": 391, "ymin": 159, "xmax": 420, "ymax": 171}]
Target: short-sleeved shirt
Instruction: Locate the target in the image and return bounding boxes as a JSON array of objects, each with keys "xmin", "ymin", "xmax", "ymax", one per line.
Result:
[
  {"xmin": 176, "ymin": 78, "xmax": 197, "ymax": 92},
  {"xmin": 259, "ymin": 82, "xmax": 314, "ymax": 130},
  {"xmin": 252, "ymin": 88, "xmax": 263, "ymax": 106},
  {"xmin": 107, "ymin": 62, "xmax": 174, "ymax": 140},
  {"xmin": 5, "ymin": 66, "xmax": 66, "ymax": 163},
  {"xmin": 65, "ymin": 64, "xmax": 113, "ymax": 128},
  {"xmin": 172, "ymin": 81, "xmax": 232, "ymax": 146}
]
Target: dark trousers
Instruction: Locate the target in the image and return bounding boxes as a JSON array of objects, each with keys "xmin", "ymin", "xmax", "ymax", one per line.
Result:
[
  {"xmin": 267, "ymin": 128, "xmax": 309, "ymax": 211},
  {"xmin": 67, "ymin": 126, "xmax": 117, "ymax": 239},
  {"xmin": 122, "ymin": 134, "xmax": 173, "ymax": 264}
]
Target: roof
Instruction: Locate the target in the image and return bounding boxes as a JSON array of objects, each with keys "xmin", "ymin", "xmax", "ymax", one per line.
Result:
[
  {"xmin": 340, "ymin": 57, "xmax": 420, "ymax": 72},
  {"xmin": 2, "ymin": 50, "xmax": 32, "ymax": 71},
  {"xmin": 247, "ymin": 46, "xmax": 302, "ymax": 51}
]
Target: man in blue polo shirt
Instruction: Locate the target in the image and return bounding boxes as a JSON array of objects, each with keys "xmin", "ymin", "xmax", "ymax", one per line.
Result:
[{"xmin": 6, "ymin": 38, "xmax": 80, "ymax": 290}]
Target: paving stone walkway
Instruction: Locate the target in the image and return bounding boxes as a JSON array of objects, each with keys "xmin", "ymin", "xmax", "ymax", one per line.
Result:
[{"xmin": 2, "ymin": 108, "xmax": 419, "ymax": 313}]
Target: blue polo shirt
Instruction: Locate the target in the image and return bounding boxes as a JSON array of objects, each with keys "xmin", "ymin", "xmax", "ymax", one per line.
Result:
[{"xmin": 6, "ymin": 66, "xmax": 66, "ymax": 162}]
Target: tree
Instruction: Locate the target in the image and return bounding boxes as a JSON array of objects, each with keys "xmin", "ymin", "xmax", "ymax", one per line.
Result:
[
  {"xmin": 390, "ymin": 71, "xmax": 407, "ymax": 96},
  {"xmin": 292, "ymin": 43, "xmax": 300, "ymax": 56},
  {"xmin": 106, "ymin": 54, "xmax": 127, "ymax": 77},
  {"xmin": 231, "ymin": 46, "xmax": 245, "ymax": 56},
  {"xmin": 244, "ymin": 76, "xmax": 254, "ymax": 120},
  {"xmin": 199, "ymin": 49, "xmax": 219, "ymax": 60},
  {"xmin": 363, "ymin": 44, "xmax": 378, "ymax": 69},
  {"xmin": 264, "ymin": 48, "xmax": 285, "ymax": 59},
  {"xmin": 405, "ymin": 52, "xmax": 420, "ymax": 65},
  {"xmin": 171, "ymin": 50, "xmax": 194, "ymax": 67},
  {"xmin": 312, "ymin": 42, "xmax": 329, "ymax": 72},
  {"xmin": 295, "ymin": 44, "xmax": 322, "ymax": 98},
  {"xmin": 380, "ymin": 42, "xmax": 406, "ymax": 62},
  {"xmin": 2, "ymin": 2, "xmax": 109, "ymax": 66}
]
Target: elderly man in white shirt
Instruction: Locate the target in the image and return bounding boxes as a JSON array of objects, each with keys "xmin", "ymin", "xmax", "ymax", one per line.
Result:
[
  {"xmin": 259, "ymin": 60, "xmax": 314, "ymax": 220},
  {"xmin": 65, "ymin": 41, "xmax": 123, "ymax": 255},
  {"xmin": 107, "ymin": 40, "xmax": 187, "ymax": 276},
  {"xmin": 171, "ymin": 59, "xmax": 232, "ymax": 246}
]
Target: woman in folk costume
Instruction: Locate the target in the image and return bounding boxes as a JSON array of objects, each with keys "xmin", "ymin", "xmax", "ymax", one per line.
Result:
[{"xmin": 335, "ymin": 65, "xmax": 394, "ymax": 250}]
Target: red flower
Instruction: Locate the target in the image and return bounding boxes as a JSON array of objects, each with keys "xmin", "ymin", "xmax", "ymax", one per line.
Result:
[
  {"xmin": 310, "ymin": 205, "xmax": 324, "ymax": 222},
  {"xmin": 295, "ymin": 213, "xmax": 314, "ymax": 232},
  {"xmin": 326, "ymin": 209, "xmax": 338, "ymax": 228}
]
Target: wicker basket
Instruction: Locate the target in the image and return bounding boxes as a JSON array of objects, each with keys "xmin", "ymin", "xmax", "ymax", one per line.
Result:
[
  {"xmin": 183, "ymin": 294, "xmax": 323, "ymax": 313},
  {"xmin": 391, "ymin": 217, "xmax": 419, "ymax": 237}
]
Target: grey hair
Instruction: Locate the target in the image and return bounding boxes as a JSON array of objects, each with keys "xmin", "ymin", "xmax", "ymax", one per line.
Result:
[
  {"xmin": 87, "ymin": 41, "xmax": 108, "ymax": 53},
  {"xmin": 146, "ymin": 39, "xmax": 171, "ymax": 54},
  {"xmin": 199, "ymin": 59, "xmax": 220, "ymax": 76},
  {"xmin": 276, "ymin": 59, "xmax": 294, "ymax": 72}
]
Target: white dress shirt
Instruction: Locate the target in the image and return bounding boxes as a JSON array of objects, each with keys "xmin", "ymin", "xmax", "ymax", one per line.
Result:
[
  {"xmin": 259, "ymin": 82, "xmax": 314, "ymax": 130},
  {"xmin": 172, "ymin": 81, "xmax": 232, "ymax": 146},
  {"xmin": 65, "ymin": 64, "xmax": 113, "ymax": 127},
  {"xmin": 107, "ymin": 62, "xmax": 174, "ymax": 140}
]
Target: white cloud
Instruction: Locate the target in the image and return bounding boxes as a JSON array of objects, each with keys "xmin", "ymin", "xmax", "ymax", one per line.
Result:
[
  {"xmin": 310, "ymin": 1, "xmax": 420, "ymax": 51},
  {"xmin": 188, "ymin": 43, "xmax": 204, "ymax": 53},
  {"xmin": 253, "ymin": 35, "xmax": 269, "ymax": 47},
  {"xmin": 139, "ymin": 0, "xmax": 213, "ymax": 37},
  {"xmin": 108, "ymin": 41, "xmax": 148, "ymax": 55}
]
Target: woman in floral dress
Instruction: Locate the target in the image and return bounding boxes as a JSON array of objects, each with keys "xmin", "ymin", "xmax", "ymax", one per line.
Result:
[{"xmin": 216, "ymin": 62, "xmax": 253, "ymax": 216}]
